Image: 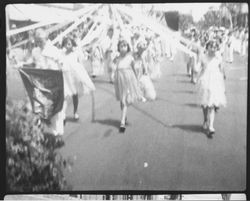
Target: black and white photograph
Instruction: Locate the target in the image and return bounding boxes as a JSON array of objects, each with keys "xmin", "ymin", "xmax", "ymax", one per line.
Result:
[
  {"xmin": 3, "ymin": 193, "xmax": 247, "ymax": 200},
  {"xmin": 5, "ymin": 2, "xmax": 248, "ymax": 195}
]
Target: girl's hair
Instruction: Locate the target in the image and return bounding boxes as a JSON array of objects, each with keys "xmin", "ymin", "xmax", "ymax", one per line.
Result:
[
  {"xmin": 205, "ymin": 40, "xmax": 219, "ymax": 51},
  {"xmin": 117, "ymin": 40, "xmax": 131, "ymax": 53},
  {"xmin": 61, "ymin": 37, "xmax": 77, "ymax": 48}
]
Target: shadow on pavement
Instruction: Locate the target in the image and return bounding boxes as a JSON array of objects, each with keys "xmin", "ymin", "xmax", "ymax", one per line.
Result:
[
  {"xmin": 65, "ymin": 117, "xmax": 79, "ymax": 123},
  {"xmin": 156, "ymin": 97, "xmax": 182, "ymax": 106},
  {"xmin": 172, "ymin": 124, "xmax": 205, "ymax": 134},
  {"xmin": 103, "ymin": 128, "xmax": 114, "ymax": 138},
  {"xmin": 132, "ymin": 105, "xmax": 172, "ymax": 128},
  {"xmin": 172, "ymin": 90, "xmax": 194, "ymax": 94},
  {"xmin": 173, "ymin": 73, "xmax": 188, "ymax": 77},
  {"xmin": 94, "ymin": 119, "xmax": 120, "ymax": 129},
  {"xmin": 184, "ymin": 103, "xmax": 201, "ymax": 108}
]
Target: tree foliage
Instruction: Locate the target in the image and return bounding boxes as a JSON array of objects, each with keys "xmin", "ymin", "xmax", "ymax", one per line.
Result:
[
  {"xmin": 179, "ymin": 13, "xmax": 194, "ymax": 32},
  {"xmin": 6, "ymin": 99, "xmax": 72, "ymax": 192}
]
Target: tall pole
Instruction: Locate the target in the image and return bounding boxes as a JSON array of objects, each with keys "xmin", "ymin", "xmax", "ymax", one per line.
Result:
[{"xmin": 6, "ymin": 6, "xmax": 12, "ymax": 50}]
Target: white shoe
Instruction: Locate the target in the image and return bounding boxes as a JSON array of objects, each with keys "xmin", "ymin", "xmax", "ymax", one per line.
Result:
[
  {"xmin": 141, "ymin": 97, "xmax": 147, "ymax": 102},
  {"xmin": 74, "ymin": 113, "xmax": 79, "ymax": 120},
  {"xmin": 208, "ymin": 127, "xmax": 215, "ymax": 134}
]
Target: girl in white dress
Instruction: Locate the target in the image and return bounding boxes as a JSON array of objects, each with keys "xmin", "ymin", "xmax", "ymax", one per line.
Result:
[
  {"xmin": 197, "ymin": 40, "xmax": 226, "ymax": 136},
  {"xmin": 113, "ymin": 39, "xmax": 143, "ymax": 133},
  {"xmin": 90, "ymin": 44, "xmax": 104, "ymax": 78},
  {"xmin": 61, "ymin": 37, "xmax": 96, "ymax": 120}
]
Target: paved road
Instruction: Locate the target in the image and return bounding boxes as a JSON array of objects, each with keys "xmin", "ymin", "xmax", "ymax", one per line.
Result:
[
  {"xmin": 6, "ymin": 51, "xmax": 247, "ymax": 191},
  {"xmin": 58, "ymin": 52, "xmax": 247, "ymax": 191}
]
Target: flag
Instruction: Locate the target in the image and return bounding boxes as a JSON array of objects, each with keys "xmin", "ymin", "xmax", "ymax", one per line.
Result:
[
  {"xmin": 165, "ymin": 11, "xmax": 179, "ymax": 31},
  {"xmin": 19, "ymin": 67, "xmax": 64, "ymax": 120}
]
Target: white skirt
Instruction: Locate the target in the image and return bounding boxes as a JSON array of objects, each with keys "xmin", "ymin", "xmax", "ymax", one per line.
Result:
[{"xmin": 197, "ymin": 67, "xmax": 226, "ymax": 107}]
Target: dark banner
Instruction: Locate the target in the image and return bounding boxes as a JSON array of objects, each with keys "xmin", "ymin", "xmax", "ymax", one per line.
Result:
[
  {"xmin": 19, "ymin": 67, "xmax": 64, "ymax": 120},
  {"xmin": 165, "ymin": 11, "xmax": 179, "ymax": 31}
]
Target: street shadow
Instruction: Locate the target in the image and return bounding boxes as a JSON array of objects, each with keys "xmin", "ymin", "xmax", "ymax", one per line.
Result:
[
  {"xmin": 172, "ymin": 124, "xmax": 206, "ymax": 135},
  {"xmin": 94, "ymin": 118, "xmax": 120, "ymax": 129},
  {"xmin": 156, "ymin": 97, "xmax": 182, "ymax": 106},
  {"xmin": 103, "ymin": 128, "xmax": 114, "ymax": 138},
  {"xmin": 131, "ymin": 105, "xmax": 172, "ymax": 128},
  {"xmin": 173, "ymin": 73, "xmax": 188, "ymax": 77},
  {"xmin": 172, "ymin": 90, "xmax": 194, "ymax": 94},
  {"xmin": 184, "ymin": 103, "xmax": 201, "ymax": 108},
  {"xmin": 65, "ymin": 117, "xmax": 79, "ymax": 123}
]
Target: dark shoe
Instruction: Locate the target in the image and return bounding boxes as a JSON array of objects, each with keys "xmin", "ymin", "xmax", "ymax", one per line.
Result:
[
  {"xmin": 215, "ymin": 106, "xmax": 219, "ymax": 113},
  {"xmin": 207, "ymin": 133, "xmax": 213, "ymax": 139},
  {"xmin": 55, "ymin": 135, "xmax": 65, "ymax": 148},
  {"xmin": 119, "ymin": 125, "xmax": 126, "ymax": 133}
]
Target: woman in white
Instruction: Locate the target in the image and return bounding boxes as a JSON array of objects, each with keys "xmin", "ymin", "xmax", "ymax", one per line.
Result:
[
  {"xmin": 61, "ymin": 37, "xmax": 96, "ymax": 121},
  {"xmin": 197, "ymin": 40, "xmax": 226, "ymax": 136}
]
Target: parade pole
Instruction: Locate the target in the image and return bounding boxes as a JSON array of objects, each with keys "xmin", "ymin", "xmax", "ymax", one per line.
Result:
[{"xmin": 6, "ymin": 6, "xmax": 12, "ymax": 50}]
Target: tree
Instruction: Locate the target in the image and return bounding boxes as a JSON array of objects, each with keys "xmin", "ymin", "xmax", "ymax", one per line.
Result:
[
  {"xmin": 220, "ymin": 3, "xmax": 246, "ymax": 28},
  {"xmin": 179, "ymin": 13, "xmax": 194, "ymax": 32},
  {"xmin": 6, "ymin": 99, "xmax": 72, "ymax": 192}
]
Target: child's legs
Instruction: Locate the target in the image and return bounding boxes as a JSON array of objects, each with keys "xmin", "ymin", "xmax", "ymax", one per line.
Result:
[
  {"xmin": 208, "ymin": 106, "xmax": 215, "ymax": 129},
  {"xmin": 202, "ymin": 105, "xmax": 208, "ymax": 123},
  {"xmin": 120, "ymin": 97, "xmax": 128, "ymax": 125},
  {"xmin": 72, "ymin": 94, "xmax": 79, "ymax": 114}
]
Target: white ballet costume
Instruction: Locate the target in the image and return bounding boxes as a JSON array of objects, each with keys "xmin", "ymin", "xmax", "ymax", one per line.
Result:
[{"xmin": 197, "ymin": 56, "xmax": 226, "ymax": 108}]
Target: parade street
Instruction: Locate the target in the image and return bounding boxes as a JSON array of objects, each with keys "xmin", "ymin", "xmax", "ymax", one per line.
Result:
[{"xmin": 55, "ymin": 51, "xmax": 247, "ymax": 191}]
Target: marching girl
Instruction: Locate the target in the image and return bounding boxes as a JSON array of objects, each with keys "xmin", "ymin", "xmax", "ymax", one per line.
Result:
[
  {"xmin": 61, "ymin": 37, "xmax": 96, "ymax": 121},
  {"xmin": 133, "ymin": 39, "xmax": 148, "ymax": 80},
  {"xmin": 187, "ymin": 33, "xmax": 202, "ymax": 83},
  {"xmin": 90, "ymin": 44, "xmax": 104, "ymax": 78},
  {"xmin": 197, "ymin": 40, "xmax": 226, "ymax": 137},
  {"xmin": 113, "ymin": 39, "xmax": 143, "ymax": 133},
  {"xmin": 144, "ymin": 37, "xmax": 157, "ymax": 80},
  {"xmin": 134, "ymin": 40, "xmax": 157, "ymax": 101},
  {"xmin": 151, "ymin": 34, "xmax": 163, "ymax": 81}
]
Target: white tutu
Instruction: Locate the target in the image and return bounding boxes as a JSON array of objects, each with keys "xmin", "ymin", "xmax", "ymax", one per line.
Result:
[
  {"xmin": 62, "ymin": 53, "xmax": 95, "ymax": 98},
  {"xmin": 197, "ymin": 57, "xmax": 226, "ymax": 107},
  {"xmin": 139, "ymin": 75, "xmax": 156, "ymax": 100},
  {"xmin": 150, "ymin": 62, "xmax": 161, "ymax": 81}
]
